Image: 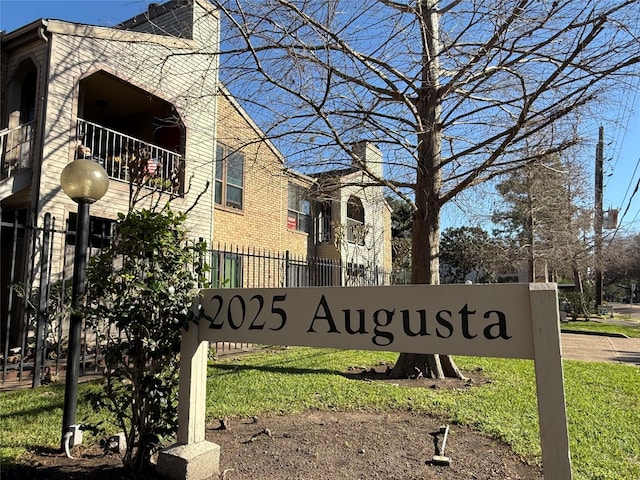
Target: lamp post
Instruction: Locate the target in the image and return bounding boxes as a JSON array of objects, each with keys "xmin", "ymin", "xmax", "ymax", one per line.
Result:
[{"xmin": 59, "ymin": 159, "xmax": 109, "ymax": 451}]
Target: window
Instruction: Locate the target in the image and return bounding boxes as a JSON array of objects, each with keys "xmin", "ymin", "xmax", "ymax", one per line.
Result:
[
  {"xmin": 66, "ymin": 213, "xmax": 115, "ymax": 249},
  {"xmin": 287, "ymin": 184, "xmax": 310, "ymax": 232},
  {"xmin": 210, "ymin": 251, "xmax": 243, "ymax": 288},
  {"xmin": 346, "ymin": 196, "xmax": 365, "ymax": 245},
  {"xmin": 314, "ymin": 201, "xmax": 332, "ymax": 243},
  {"xmin": 215, "ymin": 144, "xmax": 244, "ymax": 210}
]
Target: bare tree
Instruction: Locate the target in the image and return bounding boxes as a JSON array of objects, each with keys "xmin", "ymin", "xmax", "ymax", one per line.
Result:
[
  {"xmin": 603, "ymin": 233, "xmax": 640, "ymax": 295},
  {"xmin": 493, "ymin": 152, "xmax": 592, "ymax": 283},
  {"xmin": 210, "ymin": 0, "xmax": 640, "ymax": 378}
]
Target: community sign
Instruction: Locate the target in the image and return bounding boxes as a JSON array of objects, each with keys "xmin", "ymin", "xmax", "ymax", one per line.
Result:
[{"xmin": 167, "ymin": 283, "xmax": 571, "ymax": 480}]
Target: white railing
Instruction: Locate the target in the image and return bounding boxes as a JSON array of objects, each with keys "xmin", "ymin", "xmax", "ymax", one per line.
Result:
[
  {"xmin": 314, "ymin": 215, "xmax": 333, "ymax": 244},
  {"xmin": 1, "ymin": 121, "xmax": 35, "ymax": 180},
  {"xmin": 76, "ymin": 119, "xmax": 184, "ymax": 196},
  {"xmin": 346, "ymin": 218, "xmax": 366, "ymax": 245}
]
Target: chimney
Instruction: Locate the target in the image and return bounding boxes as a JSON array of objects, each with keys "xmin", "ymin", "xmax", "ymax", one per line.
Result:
[{"xmin": 351, "ymin": 141, "xmax": 383, "ymax": 179}]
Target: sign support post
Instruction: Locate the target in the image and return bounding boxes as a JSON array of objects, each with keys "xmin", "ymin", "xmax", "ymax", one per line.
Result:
[
  {"xmin": 529, "ymin": 284, "xmax": 572, "ymax": 479},
  {"xmin": 157, "ymin": 300, "xmax": 220, "ymax": 479}
]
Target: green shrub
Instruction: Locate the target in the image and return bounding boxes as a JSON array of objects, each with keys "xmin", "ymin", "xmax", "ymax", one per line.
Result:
[{"xmin": 83, "ymin": 207, "xmax": 207, "ymax": 475}]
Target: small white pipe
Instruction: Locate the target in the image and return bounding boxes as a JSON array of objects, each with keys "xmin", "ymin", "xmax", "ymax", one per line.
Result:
[{"xmin": 63, "ymin": 431, "xmax": 75, "ymax": 459}]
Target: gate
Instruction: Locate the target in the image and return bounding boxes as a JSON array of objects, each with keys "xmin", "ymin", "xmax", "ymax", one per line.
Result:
[{"xmin": 1, "ymin": 211, "xmax": 112, "ymax": 387}]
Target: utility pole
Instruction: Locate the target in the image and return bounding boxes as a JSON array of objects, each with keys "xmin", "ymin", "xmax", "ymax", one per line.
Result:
[{"xmin": 594, "ymin": 126, "xmax": 604, "ymax": 310}]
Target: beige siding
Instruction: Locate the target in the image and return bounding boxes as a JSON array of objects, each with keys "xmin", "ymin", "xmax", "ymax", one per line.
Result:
[
  {"xmin": 37, "ymin": 5, "xmax": 219, "ymax": 245},
  {"xmin": 326, "ymin": 168, "xmax": 390, "ymax": 277}
]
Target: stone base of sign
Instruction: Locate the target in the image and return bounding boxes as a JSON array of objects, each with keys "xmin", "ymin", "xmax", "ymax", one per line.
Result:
[{"xmin": 157, "ymin": 440, "xmax": 220, "ymax": 480}]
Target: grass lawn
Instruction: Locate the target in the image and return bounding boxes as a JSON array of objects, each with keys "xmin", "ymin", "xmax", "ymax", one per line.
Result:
[
  {"xmin": 561, "ymin": 320, "xmax": 640, "ymax": 338},
  {"xmin": 1, "ymin": 348, "xmax": 639, "ymax": 480}
]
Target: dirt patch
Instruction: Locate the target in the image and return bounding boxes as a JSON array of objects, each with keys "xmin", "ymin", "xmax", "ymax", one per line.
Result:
[
  {"xmin": 3, "ymin": 367, "xmax": 541, "ymax": 480},
  {"xmin": 212, "ymin": 411, "xmax": 542, "ymax": 480}
]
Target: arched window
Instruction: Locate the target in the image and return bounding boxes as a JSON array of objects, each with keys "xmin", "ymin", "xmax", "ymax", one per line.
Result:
[{"xmin": 346, "ymin": 196, "xmax": 365, "ymax": 245}]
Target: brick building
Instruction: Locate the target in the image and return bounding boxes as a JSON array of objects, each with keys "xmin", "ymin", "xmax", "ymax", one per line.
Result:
[
  {"xmin": 1, "ymin": 0, "xmax": 392, "ymax": 363},
  {"xmin": 213, "ymin": 87, "xmax": 392, "ymax": 287}
]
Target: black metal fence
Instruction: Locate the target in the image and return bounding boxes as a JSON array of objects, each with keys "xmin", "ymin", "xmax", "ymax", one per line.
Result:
[{"xmin": 1, "ymin": 213, "xmax": 394, "ymax": 387}]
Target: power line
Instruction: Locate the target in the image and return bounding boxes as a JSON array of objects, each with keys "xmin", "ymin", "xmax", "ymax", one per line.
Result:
[{"xmin": 618, "ymin": 156, "xmax": 640, "ymax": 211}]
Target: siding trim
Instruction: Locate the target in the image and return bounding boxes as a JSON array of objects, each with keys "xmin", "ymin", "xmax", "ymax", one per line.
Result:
[{"xmin": 45, "ymin": 21, "xmax": 196, "ymax": 49}]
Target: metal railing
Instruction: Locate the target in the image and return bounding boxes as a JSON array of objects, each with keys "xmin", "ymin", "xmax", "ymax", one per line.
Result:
[
  {"xmin": 0, "ymin": 121, "xmax": 35, "ymax": 180},
  {"xmin": 206, "ymin": 244, "xmax": 386, "ymax": 288},
  {"xmin": 1, "ymin": 217, "xmax": 392, "ymax": 387},
  {"xmin": 76, "ymin": 119, "xmax": 184, "ymax": 196}
]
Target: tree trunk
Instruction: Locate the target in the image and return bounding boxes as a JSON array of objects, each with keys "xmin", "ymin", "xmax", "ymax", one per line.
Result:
[
  {"xmin": 390, "ymin": 352, "xmax": 464, "ymax": 380},
  {"xmin": 388, "ymin": 194, "xmax": 464, "ymax": 379},
  {"xmin": 389, "ymin": 1, "xmax": 463, "ymax": 380}
]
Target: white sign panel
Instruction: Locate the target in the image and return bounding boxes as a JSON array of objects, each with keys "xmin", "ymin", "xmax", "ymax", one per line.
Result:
[{"xmin": 197, "ymin": 284, "xmax": 534, "ymax": 359}]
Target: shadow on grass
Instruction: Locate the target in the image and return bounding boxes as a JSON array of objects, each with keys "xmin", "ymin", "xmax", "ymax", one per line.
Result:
[
  {"xmin": 209, "ymin": 347, "xmax": 356, "ymax": 377},
  {"xmin": 210, "ymin": 362, "xmax": 342, "ymax": 377},
  {"xmin": 0, "ymin": 398, "xmax": 64, "ymax": 421}
]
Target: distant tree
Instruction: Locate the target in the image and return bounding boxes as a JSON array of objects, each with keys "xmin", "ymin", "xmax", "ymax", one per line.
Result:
[
  {"xmin": 440, "ymin": 226, "xmax": 498, "ymax": 283},
  {"xmin": 211, "ymin": 0, "xmax": 640, "ymax": 378},
  {"xmin": 603, "ymin": 234, "xmax": 640, "ymax": 299},
  {"xmin": 493, "ymin": 153, "xmax": 591, "ymax": 286},
  {"xmin": 389, "ymin": 197, "xmax": 413, "ymax": 240},
  {"xmin": 388, "ymin": 197, "xmax": 413, "ymax": 281}
]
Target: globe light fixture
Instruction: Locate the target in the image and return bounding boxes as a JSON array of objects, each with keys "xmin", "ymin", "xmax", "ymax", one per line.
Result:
[
  {"xmin": 60, "ymin": 158, "xmax": 109, "ymax": 203},
  {"xmin": 59, "ymin": 159, "xmax": 109, "ymax": 453}
]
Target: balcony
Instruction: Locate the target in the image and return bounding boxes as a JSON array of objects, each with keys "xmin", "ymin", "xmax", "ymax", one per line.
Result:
[
  {"xmin": 76, "ymin": 119, "xmax": 184, "ymax": 196},
  {"xmin": 314, "ymin": 217, "xmax": 367, "ymax": 246},
  {"xmin": 1, "ymin": 121, "xmax": 35, "ymax": 181}
]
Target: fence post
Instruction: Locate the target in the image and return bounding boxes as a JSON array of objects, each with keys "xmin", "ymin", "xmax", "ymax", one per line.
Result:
[
  {"xmin": 285, "ymin": 251, "xmax": 290, "ymax": 288},
  {"xmin": 33, "ymin": 213, "xmax": 52, "ymax": 387},
  {"xmin": 198, "ymin": 237, "xmax": 206, "ymax": 288}
]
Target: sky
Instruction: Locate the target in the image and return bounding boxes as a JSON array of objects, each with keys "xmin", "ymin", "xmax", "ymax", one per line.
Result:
[{"xmin": 2, "ymin": 0, "xmax": 640, "ymax": 234}]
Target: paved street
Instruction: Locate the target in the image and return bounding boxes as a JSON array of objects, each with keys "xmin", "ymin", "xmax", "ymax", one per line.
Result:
[{"xmin": 606, "ymin": 302, "xmax": 640, "ymax": 319}]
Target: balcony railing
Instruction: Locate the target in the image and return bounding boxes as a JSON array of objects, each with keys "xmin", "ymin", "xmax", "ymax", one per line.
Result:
[
  {"xmin": 76, "ymin": 119, "xmax": 184, "ymax": 196},
  {"xmin": 1, "ymin": 121, "xmax": 35, "ymax": 180},
  {"xmin": 346, "ymin": 218, "xmax": 366, "ymax": 246},
  {"xmin": 314, "ymin": 215, "xmax": 332, "ymax": 244}
]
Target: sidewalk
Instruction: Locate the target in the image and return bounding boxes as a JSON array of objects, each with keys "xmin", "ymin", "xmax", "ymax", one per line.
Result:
[
  {"xmin": 559, "ymin": 303, "xmax": 640, "ymax": 365},
  {"xmin": 561, "ymin": 332, "xmax": 640, "ymax": 366}
]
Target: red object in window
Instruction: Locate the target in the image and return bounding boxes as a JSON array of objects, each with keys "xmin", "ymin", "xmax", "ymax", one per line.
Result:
[{"xmin": 287, "ymin": 215, "xmax": 297, "ymax": 229}]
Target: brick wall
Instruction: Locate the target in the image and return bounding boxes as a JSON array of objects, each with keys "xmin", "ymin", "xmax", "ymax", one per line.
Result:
[{"xmin": 213, "ymin": 89, "xmax": 309, "ymax": 256}]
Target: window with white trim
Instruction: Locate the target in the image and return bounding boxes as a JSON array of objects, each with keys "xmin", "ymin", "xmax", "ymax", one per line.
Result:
[
  {"xmin": 287, "ymin": 183, "xmax": 310, "ymax": 232},
  {"xmin": 215, "ymin": 144, "xmax": 244, "ymax": 210}
]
